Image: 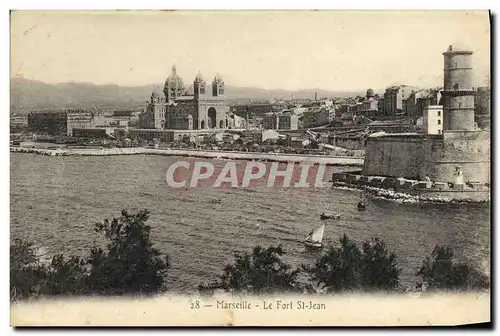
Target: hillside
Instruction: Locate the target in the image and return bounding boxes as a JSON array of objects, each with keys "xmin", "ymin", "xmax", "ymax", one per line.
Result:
[{"xmin": 10, "ymin": 77, "xmax": 363, "ymax": 114}]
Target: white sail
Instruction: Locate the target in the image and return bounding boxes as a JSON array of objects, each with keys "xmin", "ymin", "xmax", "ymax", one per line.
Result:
[{"xmin": 310, "ymin": 224, "xmax": 325, "ymax": 242}]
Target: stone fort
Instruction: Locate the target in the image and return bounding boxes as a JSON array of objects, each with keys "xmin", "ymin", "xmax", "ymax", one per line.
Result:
[
  {"xmin": 362, "ymin": 43, "xmax": 490, "ymax": 185},
  {"xmin": 139, "ymin": 65, "xmax": 230, "ymax": 130}
]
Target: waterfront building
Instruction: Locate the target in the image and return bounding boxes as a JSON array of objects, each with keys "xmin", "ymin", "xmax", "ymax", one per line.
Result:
[
  {"xmin": 27, "ymin": 109, "xmax": 93, "ymax": 136},
  {"xmin": 72, "ymin": 128, "xmax": 108, "ymax": 138},
  {"xmin": 128, "ymin": 128, "xmax": 224, "ymax": 143},
  {"xmin": 113, "ymin": 108, "xmax": 143, "ymax": 127},
  {"xmin": 139, "ymin": 65, "xmax": 230, "ymax": 130}
]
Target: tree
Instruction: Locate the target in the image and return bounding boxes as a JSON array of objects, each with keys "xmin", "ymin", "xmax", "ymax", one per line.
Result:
[
  {"xmin": 305, "ymin": 235, "xmax": 401, "ymax": 292},
  {"xmin": 416, "ymin": 245, "xmax": 489, "ymax": 291},
  {"xmin": 38, "ymin": 255, "xmax": 88, "ymax": 296},
  {"xmin": 221, "ymin": 245, "xmax": 300, "ymax": 295},
  {"xmin": 10, "ymin": 239, "xmax": 45, "ymax": 301},
  {"xmin": 359, "ymin": 238, "xmax": 401, "ymax": 291},
  {"xmin": 86, "ymin": 209, "xmax": 171, "ymax": 296},
  {"xmin": 305, "ymin": 234, "xmax": 361, "ymax": 292},
  {"xmin": 11, "ymin": 209, "xmax": 172, "ymax": 301}
]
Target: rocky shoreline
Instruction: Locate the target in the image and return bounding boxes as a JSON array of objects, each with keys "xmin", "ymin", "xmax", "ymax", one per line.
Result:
[
  {"xmin": 10, "ymin": 146, "xmax": 364, "ymax": 167},
  {"xmin": 332, "ymin": 182, "xmax": 490, "ymax": 204}
]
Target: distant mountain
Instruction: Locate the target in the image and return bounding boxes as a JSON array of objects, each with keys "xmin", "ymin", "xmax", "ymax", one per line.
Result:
[{"xmin": 10, "ymin": 77, "xmax": 363, "ymax": 114}]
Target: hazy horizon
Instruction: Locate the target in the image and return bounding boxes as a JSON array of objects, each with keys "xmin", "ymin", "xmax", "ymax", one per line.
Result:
[{"xmin": 11, "ymin": 11, "xmax": 491, "ymax": 92}]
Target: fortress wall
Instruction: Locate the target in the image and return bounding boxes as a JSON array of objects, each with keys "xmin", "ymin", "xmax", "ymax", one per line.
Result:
[
  {"xmin": 420, "ymin": 130, "xmax": 490, "ymax": 184},
  {"xmin": 362, "ymin": 135, "xmax": 424, "ymax": 179}
]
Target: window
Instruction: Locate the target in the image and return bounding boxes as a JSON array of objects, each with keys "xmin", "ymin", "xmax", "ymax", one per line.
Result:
[
  {"xmin": 453, "ymin": 83, "xmax": 459, "ymax": 90},
  {"xmin": 437, "ymin": 111, "xmax": 441, "ymax": 116},
  {"xmin": 437, "ymin": 119, "xmax": 441, "ymax": 125}
]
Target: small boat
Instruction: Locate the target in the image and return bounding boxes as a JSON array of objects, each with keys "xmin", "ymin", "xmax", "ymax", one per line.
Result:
[
  {"xmin": 198, "ymin": 279, "xmax": 224, "ymax": 290},
  {"xmin": 305, "ymin": 223, "xmax": 325, "ymax": 249},
  {"xmin": 358, "ymin": 192, "xmax": 367, "ymax": 210},
  {"xmin": 320, "ymin": 212, "xmax": 340, "ymax": 220}
]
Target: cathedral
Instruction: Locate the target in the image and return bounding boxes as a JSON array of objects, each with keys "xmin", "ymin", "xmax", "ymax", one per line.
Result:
[{"xmin": 139, "ymin": 65, "xmax": 230, "ymax": 130}]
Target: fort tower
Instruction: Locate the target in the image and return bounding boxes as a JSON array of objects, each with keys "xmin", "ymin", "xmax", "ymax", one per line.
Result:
[{"xmin": 442, "ymin": 43, "xmax": 476, "ymax": 131}]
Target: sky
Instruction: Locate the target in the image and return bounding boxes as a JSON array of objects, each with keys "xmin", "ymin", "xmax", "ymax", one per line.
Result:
[{"xmin": 10, "ymin": 10, "xmax": 491, "ymax": 92}]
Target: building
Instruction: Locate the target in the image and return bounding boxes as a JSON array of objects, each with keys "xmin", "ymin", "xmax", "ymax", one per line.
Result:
[
  {"xmin": 227, "ymin": 113, "xmax": 247, "ymax": 129},
  {"xmin": 10, "ymin": 115, "xmax": 28, "ymax": 133},
  {"xmin": 262, "ymin": 112, "xmax": 299, "ymax": 130},
  {"xmin": 27, "ymin": 109, "xmax": 94, "ymax": 136},
  {"xmin": 377, "ymin": 97, "xmax": 385, "ymax": 116},
  {"xmin": 405, "ymin": 89, "xmax": 442, "ymax": 122},
  {"xmin": 139, "ymin": 65, "xmax": 230, "ymax": 130},
  {"xmin": 113, "ymin": 108, "xmax": 143, "ymax": 127},
  {"xmin": 262, "ymin": 113, "xmax": 278, "ymax": 130},
  {"xmin": 357, "ymin": 89, "xmax": 379, "ymax": 119},
  {"xmin": 66, "ymin": 110, "xmax": 94, "ymax": 136},
  {"xmin": 128, "ymin": 128, "xmax": 224, "ymax": 143},
  {"xmin": 362, "ymin": 43, "xmax": 490, "ymax": 186},
  {"xmin": 27, "ymin": 111, "xmax": 68, "ymax": 136},
  {"xmin": 231, "ymin": 103, "xmax": 273, "ymax": 117},
  {"xmin": 302, "ymin": 110, "xmax": 317, "ymax": 129},
  {"xmin": 72, "ymin": 128, "xmax": 108, "ymax": 138},
  {"xmin": 383, "ymin": 85, "xmax": 416, "ymax": 118},
  {"xmin": 278, "ymin": 113, "xmax": 299, "ymax": 130},
  {"xmin": 422, "ymin": 105, "xmax": 443, "ymax": 135},
  {"xmin": 317, "ymin": 106, "xmax": 336, "ymax": 125}
]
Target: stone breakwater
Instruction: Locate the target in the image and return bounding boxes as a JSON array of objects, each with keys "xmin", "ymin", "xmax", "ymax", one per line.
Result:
[
  {"xmin": 10, "ymin": 146, "xmax": 364, "ymax": 167},
  {"xmin": 332, "ymin": 182, "xmax": 490, "ymax": 204}
]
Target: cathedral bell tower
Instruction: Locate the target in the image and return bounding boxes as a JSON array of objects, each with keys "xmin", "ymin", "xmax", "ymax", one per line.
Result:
[
  {"xmin": 212, "ymin": 74, "xmax": 225, "ymax": 97},
  {"xmin": 193, "ymin": 71, "xmax": 206, "ymax": 99}
]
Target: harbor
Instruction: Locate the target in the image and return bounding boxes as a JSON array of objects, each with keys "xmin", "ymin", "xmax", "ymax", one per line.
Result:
[{"xmin": 9, "ymin": 152, "xmax": 491, "ymax": 293}]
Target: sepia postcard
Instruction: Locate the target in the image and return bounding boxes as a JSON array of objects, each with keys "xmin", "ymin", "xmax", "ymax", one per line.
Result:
[{"xmin": 9, "ymin": 10, "xmax": 491, "ymax": 327}]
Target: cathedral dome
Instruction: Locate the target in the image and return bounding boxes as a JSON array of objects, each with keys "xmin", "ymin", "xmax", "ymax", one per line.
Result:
[
  {"xmin": 366, "ymin": 88, "xmax": 374, "ymax": 98},
  {"xmin": 164, "ymin": 64, "xmax": 185, "ymax": 90}
]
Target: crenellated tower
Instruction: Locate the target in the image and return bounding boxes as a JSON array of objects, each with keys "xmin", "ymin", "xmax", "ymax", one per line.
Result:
[{"xmin": 441, "ymin": 44, "xmax": 476, "ymax": 131}]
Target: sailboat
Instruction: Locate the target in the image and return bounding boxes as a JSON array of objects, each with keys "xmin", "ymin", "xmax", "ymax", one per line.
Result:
[{"xmin": 305, "ymin": 223, "xmax": 325, "ymax": 249}]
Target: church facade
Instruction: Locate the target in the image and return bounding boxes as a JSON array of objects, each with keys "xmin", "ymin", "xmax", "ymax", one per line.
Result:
[{"xmin": 139, "ymin": 65, "xmax": 230, "ymax": 130}]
